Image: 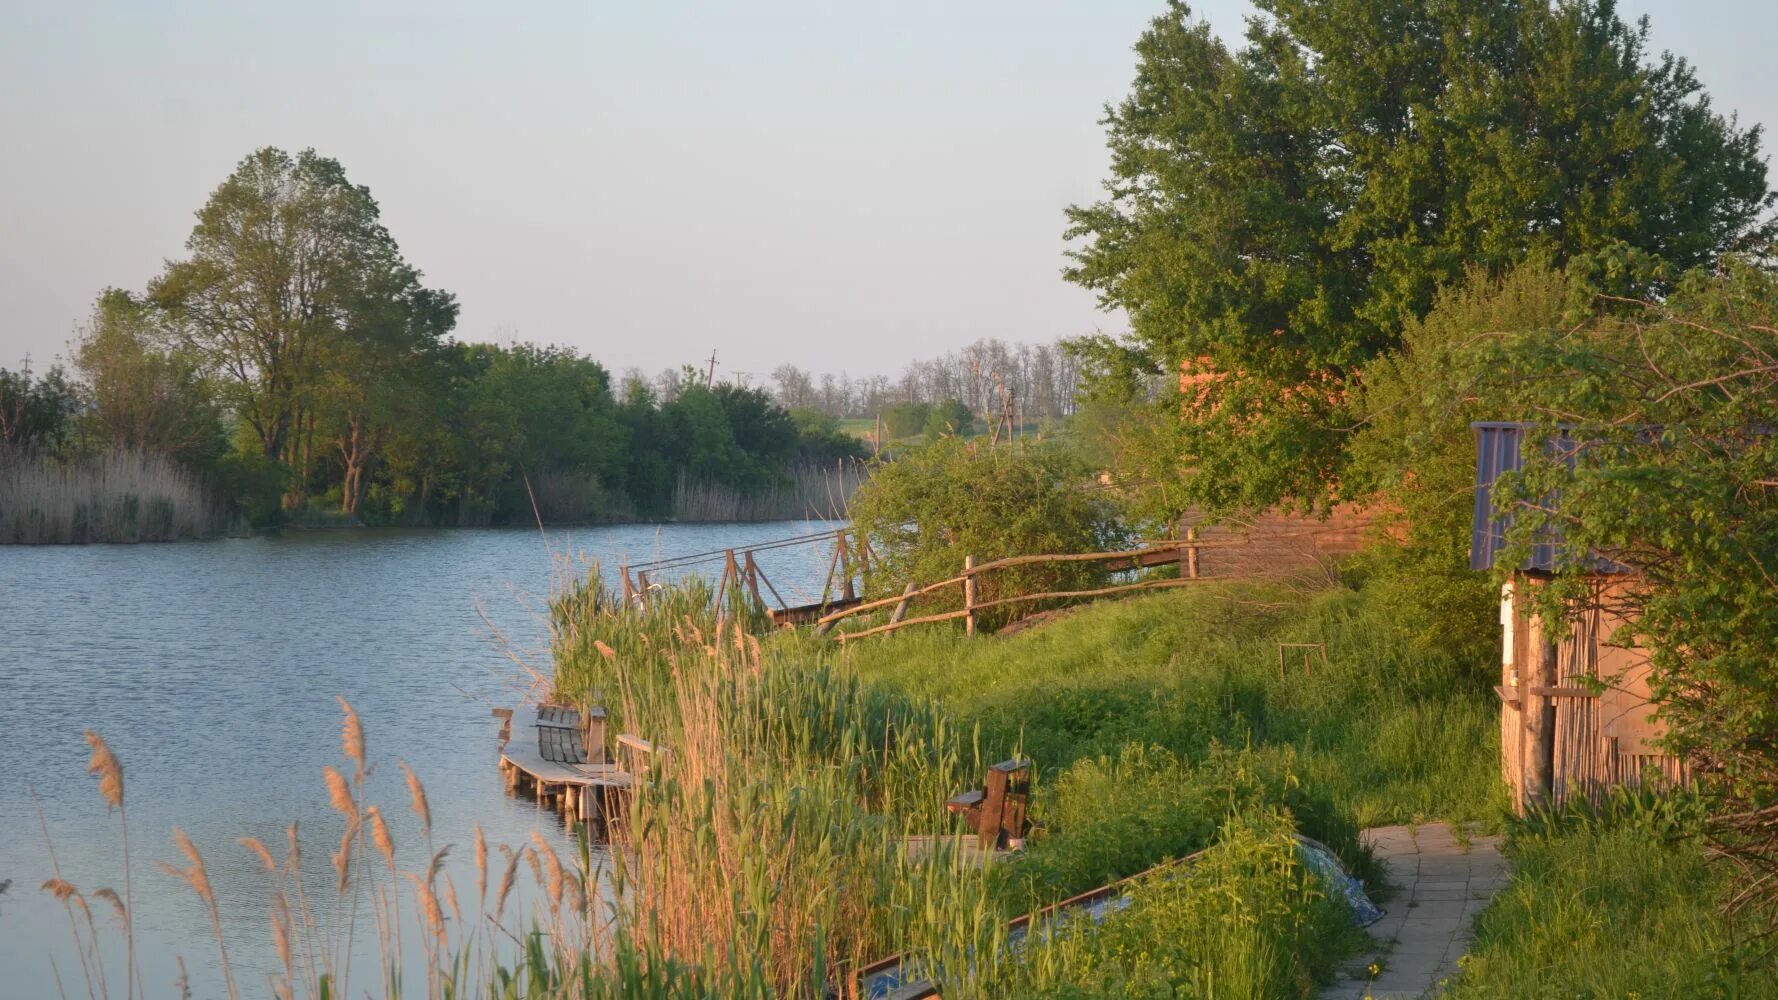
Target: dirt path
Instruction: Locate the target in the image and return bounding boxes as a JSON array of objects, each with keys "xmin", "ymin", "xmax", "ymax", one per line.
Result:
[{"xmin": 1322, "ymin": 823, "xmax": 1508, "ymax": 999}]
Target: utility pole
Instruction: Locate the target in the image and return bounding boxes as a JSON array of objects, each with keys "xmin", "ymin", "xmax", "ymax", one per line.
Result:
[{"xmin": 704, "ymin": 350, "xmax": 718, "ymax": 389}]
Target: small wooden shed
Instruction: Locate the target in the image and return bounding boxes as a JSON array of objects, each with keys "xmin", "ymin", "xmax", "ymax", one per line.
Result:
[{"xmin": 1470, "ymin": 422, "xmax": 1689, "ymax": 812}]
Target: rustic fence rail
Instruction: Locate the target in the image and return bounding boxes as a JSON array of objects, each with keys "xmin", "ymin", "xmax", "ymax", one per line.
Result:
[{"xmin": 816, "ymin": 538, "xmax": 1236, "ymax": 642}]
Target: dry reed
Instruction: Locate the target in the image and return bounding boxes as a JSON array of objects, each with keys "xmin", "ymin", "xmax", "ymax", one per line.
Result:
[{"xmin": 0, "ymin": 447, "xmax": 222, "ymax": 543}]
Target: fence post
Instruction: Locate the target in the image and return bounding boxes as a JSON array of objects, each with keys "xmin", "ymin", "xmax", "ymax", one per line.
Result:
[
  {"xmin": 620, "ymin": 563, "xmax": 634, "ymax": 605},
  {"xmin": 963, "ymin": 555, "xmax": 977, "ymax": 638},
  {"xmin": 1186, "ymin": 527, "xmax": 1200, "ymax": 579},
  {"xmin": 889, "ymin": 582, "xmax": 916, "ymax": 625}
]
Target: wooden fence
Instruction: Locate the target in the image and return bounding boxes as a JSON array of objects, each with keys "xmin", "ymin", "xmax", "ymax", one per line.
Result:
[{"xmin": 815, "ymin": 537, "xmax": 1215, "ymax": 642}]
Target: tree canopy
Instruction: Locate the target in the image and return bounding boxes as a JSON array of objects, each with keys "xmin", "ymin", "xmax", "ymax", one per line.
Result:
[{"xmin": 1066, "ymin": 0, "xmax": 1774, "ymax": 512}]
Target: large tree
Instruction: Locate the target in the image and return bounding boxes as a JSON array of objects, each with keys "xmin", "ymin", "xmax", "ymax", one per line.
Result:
[
  {"xmin": 151, "ymin": 147, "xmax": 453, "ymax": 504},
  {"xmin": 1065, "ymin": 0, "xmax": 1774, "ymax": 512}
]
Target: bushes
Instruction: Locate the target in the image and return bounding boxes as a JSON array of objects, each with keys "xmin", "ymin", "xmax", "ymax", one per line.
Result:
[{"xmin": 848, "ymin": 438, "xmax": 1126, "ymax": 628}]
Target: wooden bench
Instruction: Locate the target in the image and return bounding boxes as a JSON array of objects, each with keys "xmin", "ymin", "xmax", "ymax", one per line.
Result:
[{"xmin": 945, "ymin": 759, "xmax": 1031, "ymax": 850}]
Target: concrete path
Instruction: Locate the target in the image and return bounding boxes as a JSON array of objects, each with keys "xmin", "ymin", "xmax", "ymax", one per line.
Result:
[{"xmin": 1321, "ymin": 823, "xmax": 1508, "ymax": 1000}]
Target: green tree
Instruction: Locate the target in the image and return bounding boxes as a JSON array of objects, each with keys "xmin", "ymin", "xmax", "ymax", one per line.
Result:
[
  {"xmin": 73, "ymin": 290, "xmax": 225, "ymax": 468},
  {"xmin": 1066, "ymin": 0, "xmax": 1774, "ymax": 513},
  {"xmin": 883, "ymin": 402, "xmax": 931, "ymax": 440},
  {"xmin": 923, "ymin": 398, "xmax": 973, "ymax": 440},
  {"xmin": 0, "ymin": 360, "xmax": 82, "ymax": 454},
  {"xmin": 151, "ymin": 147, "xmax": 452, "ymax": 505}
]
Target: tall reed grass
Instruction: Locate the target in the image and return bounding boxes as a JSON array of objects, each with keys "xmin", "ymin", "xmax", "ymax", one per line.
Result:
[
  {"xmin": 670, "ymin": 459, "xmax": 868, "ymax": 522},
  {"xmin": 0, "ymin": 447, "xmax": 222, "ymax": 543}
]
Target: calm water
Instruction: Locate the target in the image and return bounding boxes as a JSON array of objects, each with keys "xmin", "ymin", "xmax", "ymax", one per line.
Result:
[{"xmin": 0, "ymin": 521, "xmax": 840, "ymax": 997}]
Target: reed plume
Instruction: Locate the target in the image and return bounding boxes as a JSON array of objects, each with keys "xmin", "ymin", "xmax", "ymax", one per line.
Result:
[
  {"xmin": 336, "ymin": 697, "xmax": 366, "ymax": 782},
  {"xmin": 474, "ymin": 823, "xmax": 489, "ymax": 905},
  {"xmin": 238, "ymin": 837, "xmax": 277, "ymax": 872},
  {"xmin": 322, "ymin": 766, "xmax": 355, "ymax": 818},
  {"xmin": 83, "ymin": 732, "xmax": 123, "ymax": 812},
  {"xmin": 83, "ymin": 729, "xmax": 137, "ymax": 999},
  {"xmin": 159, "ymin": 828, "xmax": 237, "ymax": 1000},
  {"xmin": 399, "ymin": 761, "xmax": 432, "ymax": 838}
]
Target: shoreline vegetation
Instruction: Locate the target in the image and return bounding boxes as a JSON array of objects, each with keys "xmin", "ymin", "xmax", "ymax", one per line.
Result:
[{"xmin": 0, "ymin": 448, "xmax": 869, "ymax": 543}]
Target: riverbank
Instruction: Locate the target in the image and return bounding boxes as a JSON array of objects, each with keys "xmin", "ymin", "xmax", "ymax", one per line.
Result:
[{"xmin": 532, "ymin": 575, "xmax": 1502, "ymax": 996}]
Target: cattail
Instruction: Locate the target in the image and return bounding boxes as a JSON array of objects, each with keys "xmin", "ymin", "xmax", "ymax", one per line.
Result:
[
  {"xmin": 366, "ymin": 807, "xmax": 396, "ymax": 874},
  {"xmin": 594, "ymin": 640, "xmax": 616, "ymax": 662},
  {"xmin": 493, "ymin": 849, "xmax": 522, "ymax": 921},
  {"xmin": 93, "ymin": 887, "xmax": 127, "ymax": 925},
  {"xmin": 238, "ymin": 837, "xmax": 278, "ymax": 872},
  {"xmin": 473, "ymin": 824, "xmax": 489, "ymax": 905},
  {"xmin": 336, "ymin": 698, "xmax": 365, "ymax": 780},
  {"xmin": 83, "ymin": 731, "xmax": 124, "ymax": 812},
  {"xmin": 41, "ymin": 877, "xmax": 78, "ymax": 901},
  {"xmin": 399, "ymin": 762, "xmax": 431, "ymax": 836},
  {"xmin": 322, "ymin": 766, "xmax": 355, "ymax": 818}
]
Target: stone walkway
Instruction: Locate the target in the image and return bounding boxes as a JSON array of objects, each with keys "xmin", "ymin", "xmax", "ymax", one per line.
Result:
[{"xmin": 1322, "ymin": 823, "xmax": 1508, "ymax": 1000}]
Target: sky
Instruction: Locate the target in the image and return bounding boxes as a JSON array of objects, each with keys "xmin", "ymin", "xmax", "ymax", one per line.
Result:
[{"xmin": 3, "ymin": 0, "xmax": 1774, "ymax": 382}]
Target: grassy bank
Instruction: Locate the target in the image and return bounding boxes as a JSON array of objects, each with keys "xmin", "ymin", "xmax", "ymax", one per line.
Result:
[
  {"xmin": 1441, "ymin": 795, "xmax": 1774, "ymax": 997},
  {"xmin": 537, "ymin": 573, "xmax": 1500, "ymax": 996},
  {"xmin": 834, "ymin": 583, "xmax": 1504, "ymax": 829}
]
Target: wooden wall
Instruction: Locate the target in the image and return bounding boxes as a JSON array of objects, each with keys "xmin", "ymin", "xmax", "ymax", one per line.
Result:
[
  {"xmin": 1500, "ymin": 575, "xmax": 1689, "ymax": 811},
  {"xmin": 1176, "ymin": 505, "xmax": 1376, "ymax": 579}
]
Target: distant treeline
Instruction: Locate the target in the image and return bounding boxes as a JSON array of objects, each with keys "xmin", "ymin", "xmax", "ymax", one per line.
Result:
[
  {"xmin": 621, "ymin": 337, "xmax": 1084, "ymax": 428},
  {"xmin": 0, "ymin": 147, "xmax": 865, "ymax": 539}
]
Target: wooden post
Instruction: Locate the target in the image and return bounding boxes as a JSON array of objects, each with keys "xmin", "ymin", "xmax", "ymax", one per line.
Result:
[
  {"xmin": 637, "ymin": 571, "xmax": 652, "ymax": 609},
  {"xmin": 1186, "ymin": 527, "xmax": 1200, "ymax": 579},
  {"xmin": 839, "ymin": 534, "xmax": 856, "ymax": 601},
  {"xmin": 620, "ymin": 563, "xmax": 634, "ymax": 604},
  {"xmin": 889, "ymin": 582, "xmax": 917, "ymax": 625},
  {"xmin": 1524, "ymin": 602, "xmax": 1559, "ymax": 811},
  {"xmin": 743, "ymin": 551, "xmax": 765, "ymax": 611},
  {"xmin": 963, "ymin": 555, "xmax": 977, "ymax": 638}
]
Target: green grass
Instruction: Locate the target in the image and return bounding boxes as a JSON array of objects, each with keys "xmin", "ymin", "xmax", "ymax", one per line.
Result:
[
  {"xmin": 833, "ymin": 583, "xmax": 1506, "ymax": 829},
  {"xmin": 1440, "ymin": 795, "xmax": 1776, "ymax": 998}
]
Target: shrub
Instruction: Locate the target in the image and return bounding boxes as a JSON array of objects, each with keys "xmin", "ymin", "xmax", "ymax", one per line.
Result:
[{"xmin": 848, "ymin": 438, "xmax": 1126, "ymax": 629}]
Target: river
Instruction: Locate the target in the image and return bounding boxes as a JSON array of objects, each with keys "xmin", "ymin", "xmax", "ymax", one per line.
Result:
[{"xmin": 0, "ymin": 521, "xmax": 842, "ymax": 997}]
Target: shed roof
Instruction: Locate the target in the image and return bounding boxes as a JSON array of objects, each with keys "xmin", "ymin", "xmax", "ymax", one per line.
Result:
[{"xmin": 1469, "ymin": 421, "xmax": 1625, "ymax": 575}]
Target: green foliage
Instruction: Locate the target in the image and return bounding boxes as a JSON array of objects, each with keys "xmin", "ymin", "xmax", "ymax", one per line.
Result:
[
  {"xmin": 0, "ymin": 360, "xmax": 83, "ymax": 453},
  {"xmin": 1346, "ymin": 265, "xmax": 1584, "ymax": 659},
  {"xmin": 848, "ymin": 438, "xmax": 1126, "ymax": 628},
  {"xmin": 74, "ymin": 289, "xmax": 226, "ymax": 470},
  {"xmin": 1469, "ymin": 265, "xmax": 1778, "ymax": 911},
  {"xmin": 1443, "ymin": 795, "xmax": 1773, "ymax": 997},
  {"xmin": 922, "ymin": 398, "xmax": 974, "ymax": 440},
  {"xmin": 883, "ymin": 401, "xmax": 932, "ymax": 440},
  {"xmin": 1066, "ymin": 0, "xmax": 1773, "ymax": 512},
  {"xmin": 995, "ymin": 810, "xmax": 1364, "ymax": 1000}
]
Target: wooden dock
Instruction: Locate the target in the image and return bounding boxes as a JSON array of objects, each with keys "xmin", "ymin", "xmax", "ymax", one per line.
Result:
[{"xmin": 495, "ymin": 703, "xmax": 645, "ymax": 825}]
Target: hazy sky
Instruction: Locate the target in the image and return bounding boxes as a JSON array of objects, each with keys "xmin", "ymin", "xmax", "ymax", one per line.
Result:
[{"xmin": 3, "ymin": 1, "xmax": 1773, "ymax": 382}]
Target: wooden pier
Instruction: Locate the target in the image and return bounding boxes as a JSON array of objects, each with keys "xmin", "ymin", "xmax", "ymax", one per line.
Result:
[{"xmin": 495, "ymin": 703, "xmax": 657, "ymax": 825}]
